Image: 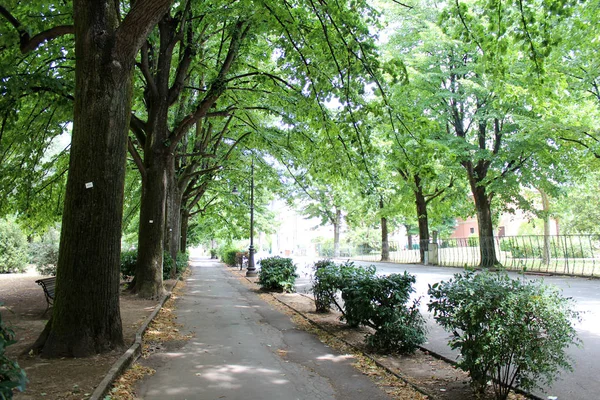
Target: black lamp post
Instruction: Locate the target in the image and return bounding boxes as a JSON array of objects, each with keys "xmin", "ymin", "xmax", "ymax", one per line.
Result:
[
  {"xmin": 246, "ymin": 157, "xmax": 257, "ymax": 277},
  {"xmin": 232, "ymin": 157, "xmax": 257, "ymax": 277}
]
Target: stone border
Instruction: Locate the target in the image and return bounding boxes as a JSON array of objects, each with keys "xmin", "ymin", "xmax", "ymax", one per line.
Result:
[{"xmin": 89, "ymin": 283, "xmax": 177, "ymax": 400}]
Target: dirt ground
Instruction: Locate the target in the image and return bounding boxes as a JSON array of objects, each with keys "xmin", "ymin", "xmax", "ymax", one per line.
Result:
[{"xmin": 0, "ymin": 269, "xmax": 162, "ymax": 400}]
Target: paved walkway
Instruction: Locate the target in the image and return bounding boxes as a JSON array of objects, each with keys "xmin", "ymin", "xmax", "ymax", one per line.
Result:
[{"xmin": 136, "ymin": 258, "xmax": 392, "ymax": 400}]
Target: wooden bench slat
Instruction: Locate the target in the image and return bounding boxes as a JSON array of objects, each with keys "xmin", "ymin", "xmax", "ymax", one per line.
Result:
[{"xmin": 35, "ymin": 277, "xmax": 56, "ymax": 314}]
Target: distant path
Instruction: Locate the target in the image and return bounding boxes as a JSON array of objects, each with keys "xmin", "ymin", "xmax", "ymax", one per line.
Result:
[{"xmin": 289, "ymin": 256, "xmax": 599, "ymax": 400}]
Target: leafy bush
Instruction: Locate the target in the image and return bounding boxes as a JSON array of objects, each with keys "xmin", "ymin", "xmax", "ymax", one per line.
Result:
[
  {"xmin": 311, "ymin": 259, "xmax": 338, "ymax": 312},
  {"xmin": 311, "ymin": 261, "xmax": 426, "ymax": 353},
  {"xmin": 258, "ymin": 256, "xmax": 297, "ymax": 292},
  {"xmin": 343, "ymin": 272, "xmax": 426, "ymax": 353},
  {"xmin": 120, "ymin": 250, "xmax": 138, "ymax": 280},
  {"xmin": 120, "ymin": 251, "xmax": 180, "ymax": 280},
  {"xmin": 428, "ymin": 271, "xmax": 580, "ymax": 400},
  {"xmin": 311, "ymin": 260, "xmax": 375, "ymax": 323},
  {"xmin": 1, "ymin": 305, "xmax": 27, "ymax": 398},
  {"xmin": 500, "ymin": 237, "xmax": 593, "ymax": 259},
  {"xmin": 218, "ymin": 245, "xmax": 241, "ymax": 266},
  {"xmin": 29, "ymin": 226, "xmax": 61, "ymax": 276},
  {"xmin": 163, "ymin": 252, "xmax": 174, "ymax": 279},
  {"xmin": 0, "ymin": 219, "xmax": 28, "ymax": 274},
  {"xmin": 176, "ymin": 251, "xmax": 189, "ymax": 274}
]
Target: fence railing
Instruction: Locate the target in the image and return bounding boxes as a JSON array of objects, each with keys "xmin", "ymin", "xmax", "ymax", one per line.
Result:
[{"xmin": 318, "ymin": 234, "xmax": 600, "ymax": 277}]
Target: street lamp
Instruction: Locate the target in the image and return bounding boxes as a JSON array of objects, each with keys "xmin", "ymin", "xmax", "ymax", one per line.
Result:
[
  {"xmin": 247, "ymin": 157, "xmax": 257, "ymax": 277},
  {"xmin": 232, "ymin": 157, "xmax": 257, "ymax": 277}
]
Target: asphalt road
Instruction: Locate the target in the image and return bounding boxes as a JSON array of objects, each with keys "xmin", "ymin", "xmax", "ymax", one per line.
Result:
[{"xmin": 286, "ymin": 256, "xmax": 599, "ymax": 400}]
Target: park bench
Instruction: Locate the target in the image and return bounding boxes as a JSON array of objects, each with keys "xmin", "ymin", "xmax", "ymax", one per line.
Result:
[{"xmin": 35, "ymin": 277, "xmax": 56, "ymax": 315}]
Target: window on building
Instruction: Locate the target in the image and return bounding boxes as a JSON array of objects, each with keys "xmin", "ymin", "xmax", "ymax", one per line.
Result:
[{"xmin": 470, "ymin": 227, "xmax": 475, "ymax": 234}]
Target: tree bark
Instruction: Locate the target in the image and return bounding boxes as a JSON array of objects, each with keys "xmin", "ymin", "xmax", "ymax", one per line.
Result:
[
  {"xmin": 333, "ymin": 207, "xmax": 341, "ymax": 258},
  {"xmin": 180, "ymin": 208, "xmax": 189, "ymax": 252},
  {"xmin": 539, "ymin": 187, "xmax": 551, "ymax": 265},
  {"xmin": 132, "ymin": 153, "xmax": 168, "ymax": 299},
  {"xmin": 380, "ymin": 199, "xmax": 389, "ymax": 261},
  {"xmin": 471, "ymin": 184, "xmax": 499, "ymax": 268},
  {"xmin": 165, "ymin": 161, "xmax": 183, "ymax": 276},
  {"xmin": 406, "ymin": 224, "xmax": 413, "ymax": 250},
  {"xmin": 37, "ymin": 0, "xmax": 173, "ymax": 357},
  {"xmin": 414, "ymin": 176, "xmax": 430, "ymax": 264}
]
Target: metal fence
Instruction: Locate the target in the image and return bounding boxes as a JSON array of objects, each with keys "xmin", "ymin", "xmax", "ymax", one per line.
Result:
[{"xmin": 319, "ymin": 234, "xmax": 600, "ymax": 277}]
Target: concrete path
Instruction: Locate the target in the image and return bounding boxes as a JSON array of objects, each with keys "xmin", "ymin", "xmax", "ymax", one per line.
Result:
[
  {"xmin": 292, "ymin": 257, "xmax": 599, "ymax": 400},
  {"xmin": 136, "ymin": 258, "xmax": 392, "ymax": 400}
]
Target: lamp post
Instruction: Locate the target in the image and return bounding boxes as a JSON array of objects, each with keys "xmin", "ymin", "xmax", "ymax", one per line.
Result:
[
  {"xmin": 232, "ymin": 157, "xmax": 257, "ymax": 277},
  {"xmin": 246, "ymin": 157, "xmax": 257, "ymax": 277}
]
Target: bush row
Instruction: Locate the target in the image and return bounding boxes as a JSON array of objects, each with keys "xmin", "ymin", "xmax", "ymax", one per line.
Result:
[
  {"xmin": 307, "ymin": 260, "xmax": 580, "ymax": 400},
  {"xmin": 311, "ymin": 260, "xmax": 426, "ymax": 354},
  {"xmin": 120, "ymin": 250, "xmax": 189, "ymax": 281}
]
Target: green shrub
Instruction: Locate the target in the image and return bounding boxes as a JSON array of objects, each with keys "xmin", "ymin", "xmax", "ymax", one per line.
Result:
[
  {"xmin": 176, "ymin": 251, "xmax": 189, "ymax": 274},
  {"xmin": 29, "ymin": 226, "xmax": 61, "ymax": 276},
  {"xmin": 343, "ymin": 272, "xmax": 426, "ymax": 353},
  {"xmin": 311, "ymin": 259, "xmax": 338, "ymax": 312},
  {"xmin": 499, "ymin": 237, "xmax": 593, "ymax": 259},
  {"xmin": 0, "ymin": 219, "xmax": 28, "ymax": 274},
  {"xmin": 217, "ymin": 245, "xmax": 241, "ymax": 266},
  {"xmin": 120, "ymin": 250, "xmax": 138, "ymax": 280},
  {"xmin": 120, "ymin": 250, "xmax": 180, "ymax": 280},
  {"xmin": 428, "ymin": 271, "xmax": 580, "ymax": 399},
  {"xmin": 258, "ymin": 256, "xmax": 297, "ymax": 292},
  {"xmin": 1, "ymin": 305, "xmax": 27, "ymax": 398}
]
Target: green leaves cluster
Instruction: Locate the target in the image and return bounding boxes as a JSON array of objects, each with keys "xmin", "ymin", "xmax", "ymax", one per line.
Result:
[
  {"xmin": 428, "ymin": 271, "xmax": 580, "ymax": 399},
  {"xmin": 0, "ymin": 219, "xmax": 28, "ymax": 274},
  {"xmin": 29, "ymin": 225, "xmax": 60, "ymax": 276},
  {"xmin": 0, "ymin": 305, "xmax": 27, "ymax": 398},
  {"xmin": 311, "ymin": 260, "xmax": 426, "ymax": 353},
  {"xmin": 257, "ymin": 256, "xmax": 297, "ymax": 293}
]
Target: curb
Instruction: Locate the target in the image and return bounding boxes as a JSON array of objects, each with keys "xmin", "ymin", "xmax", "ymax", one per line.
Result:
[{"xmin": 89, "ymin": 283, "xmax": 177, "ymax": 400}]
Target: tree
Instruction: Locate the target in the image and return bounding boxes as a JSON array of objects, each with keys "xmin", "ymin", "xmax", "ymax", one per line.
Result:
[
  {"xmin": 385, "ymin": 0, "xmax": 571, "ymax": 267},
  {"xmin": 2, "ymin": 0, "xmax": 173, "ymax": 357}
]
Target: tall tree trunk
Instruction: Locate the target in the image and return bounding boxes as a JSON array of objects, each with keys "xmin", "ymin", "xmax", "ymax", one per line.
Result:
[
  {"xmin": 180, "ymin": 208, "xmax": 189, "ymax": 253},
  {"xmin": 380, "ymin": 199, "xmax": 389, "ymax": 261},
  {"xmin": 406, "ymin": 224, "xmax": 413, "ymax": 250},
  {"xmin": 333, "ymin": 207, "xmax": 341, "ymax": 258},
  {"xmin": 472, "ymin": 185, "xmax": 499, "ymax": 268},
  {"xmin": 414, "ymin": 177, "xmax": 430, "ymax": 264},
  {"xmin": 165, "ymin": 163, "xmax": 183, "ymax": 277},
  {"xmin": 539, "ymin": 188, "xmax": 551, "ymax": 265},
  {"xmin": 132, "ymin": 153, "xmax": 168, "ymax": 299},
  {"xmin": 36, "ymin": 0, "xmax": 173, "ymax": 357}
]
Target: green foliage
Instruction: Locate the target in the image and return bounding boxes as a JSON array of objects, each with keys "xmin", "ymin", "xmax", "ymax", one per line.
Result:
[
  {"xmin": 311, "ymin": 259, "xmax": 338, "ymax": 313},
  {"xmin": 0, "ymin": 219, "xmax": 28, "ymax": 274},
  {"xmin": 120, "ymin": 250, "xmax": 182, "ymax": 280},
  {"xmin": 0, "ymin": 305, "xmax": 27, "ymax": 398},
  {"xmin": 175, "ymin": 251, "xmax": 189, "ymax": 275},
  {"xmin": 428, "ymin": 272, "xmax": 580, "ymax": 399},
  {"xmin": 257, "ymin": 257, "xmax": 297, "ymax": 292},
  {"xmin": 29, "ymin": 226, "xmax": 60, "ymax": 276},
  {"xmin": 219, "ymin": 246, "xmax": 241, "ymax": 267},
  {"xmin": 499, "ymin": 236, "xmax": 593, "ymax": 259},
  {"xmin": 343, "ymin": 272, "xmax": 426, "ymax": 353},
  {"xmin": 163, "ymin": 252, "xmax": 174, "ymax": 280},
  {"xmin": 311, "ymin": 261, "xmax": 426, "ymax": 353},
  {"xmin": 120, "ymin": 250, "xmax": 138, "ymax": 280}
]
